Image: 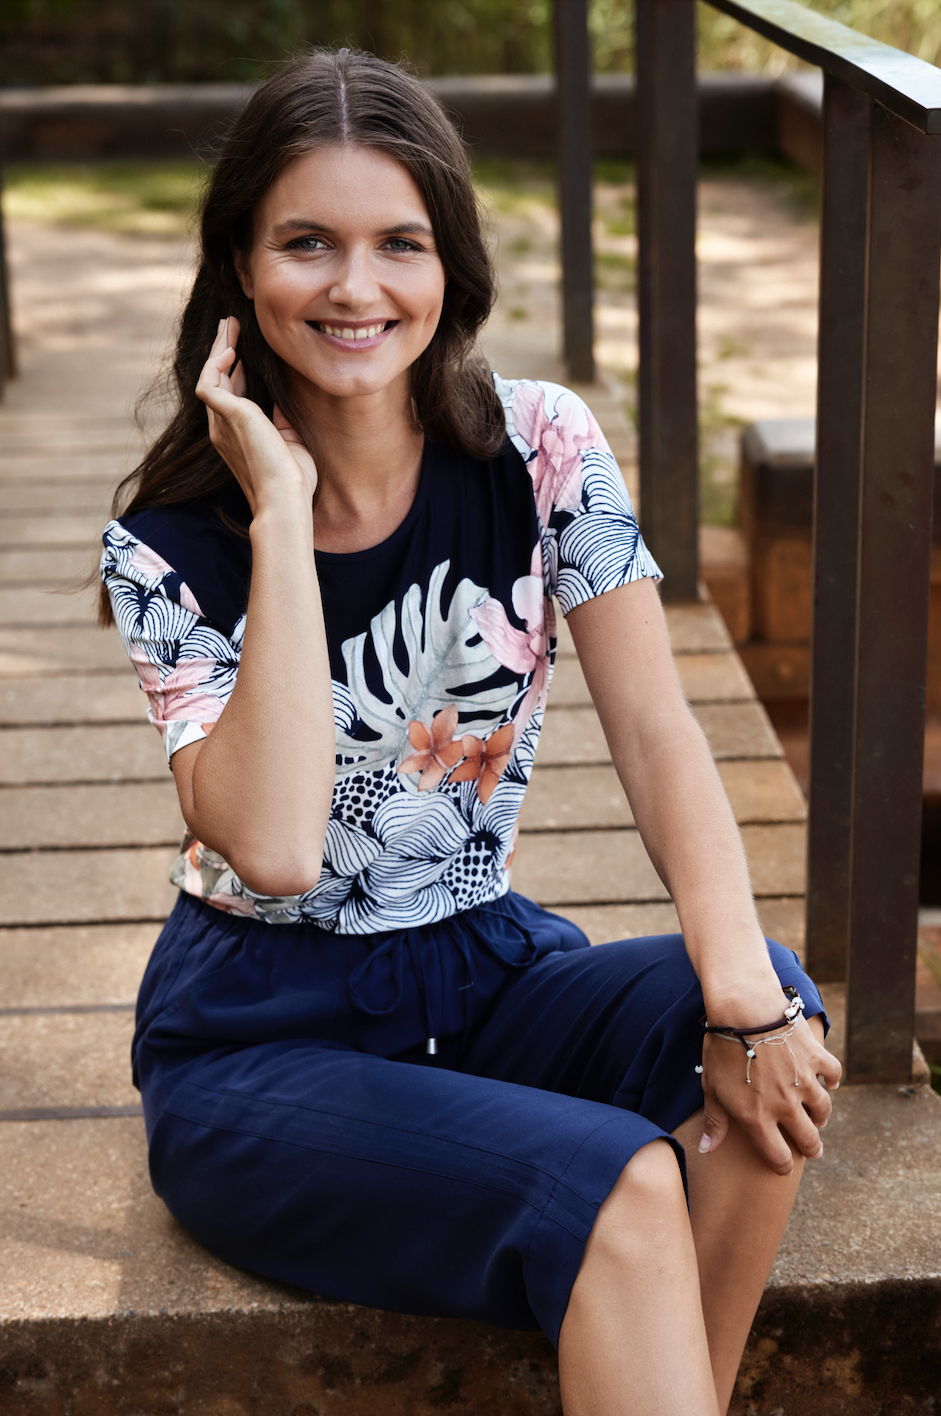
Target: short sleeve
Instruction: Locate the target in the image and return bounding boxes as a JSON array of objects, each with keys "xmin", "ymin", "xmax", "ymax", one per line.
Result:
[
  {"xmin": 494, "ymin": 375, "xmax": 662, "ymax": 616},
  {"xmin": 101, "ymin": 520, "xmax": 241, "ymax": 762}
]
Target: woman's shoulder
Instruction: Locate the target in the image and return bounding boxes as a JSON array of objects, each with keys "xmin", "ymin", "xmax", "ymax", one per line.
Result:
[
  {"xmin": 102, "ymin": 481, "xmax": 252, "ymax": 635},
  {"xmin": 490, "ymin": 372, "xmax": 609, "ymax": 459}
]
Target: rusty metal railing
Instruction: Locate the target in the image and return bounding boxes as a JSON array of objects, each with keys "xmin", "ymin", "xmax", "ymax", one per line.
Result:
[{"xmin": 554, "ymin": 0, "xmax": 941, "ymax": 1083}]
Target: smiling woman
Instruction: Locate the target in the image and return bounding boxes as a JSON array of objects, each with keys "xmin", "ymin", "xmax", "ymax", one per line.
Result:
[
  {"xmin": 232, "ymin": 147, "xmax": 447, "ymax": 430},
  {"xmin": 96, "ymin": 48, "xmax": 839, "ymax": 1416}
]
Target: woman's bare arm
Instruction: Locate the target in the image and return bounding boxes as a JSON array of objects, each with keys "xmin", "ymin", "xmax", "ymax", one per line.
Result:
[
  {"xmin": 171, "ymin": 319, "xmax": 335, "ymax": 896},
  {"xmin": 567, "ymin": 578, "xmax": 841, "ymax": 1173}
]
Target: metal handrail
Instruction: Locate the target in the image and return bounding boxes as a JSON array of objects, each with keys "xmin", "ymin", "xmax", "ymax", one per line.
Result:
[
  {"xmin": 553, "ymin": 0, "xmax": 941, "ymax": 1083},
  {"xmin": 708, "ymin": 0, "xmax": 941, "ymax": 131}
]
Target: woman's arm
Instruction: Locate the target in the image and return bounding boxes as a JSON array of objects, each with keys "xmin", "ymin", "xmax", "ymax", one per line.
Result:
[
  {"xmin": 171, "ymin": 319, "xmax": 335, "ymax": 896},
  {"xmin": 567, "ymin": 577, "xmax": 842, "ymax": 1174}
]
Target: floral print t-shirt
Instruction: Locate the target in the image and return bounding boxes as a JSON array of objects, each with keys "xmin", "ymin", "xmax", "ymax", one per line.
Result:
[{"xmin": 101, "ymin": 376, "xmax": 662, "ymax": 932}]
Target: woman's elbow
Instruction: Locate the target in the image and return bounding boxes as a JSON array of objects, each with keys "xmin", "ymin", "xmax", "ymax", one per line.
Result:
[{"xmin": 232, "ymin": 848, "xmax": 324, "ymax": 898}]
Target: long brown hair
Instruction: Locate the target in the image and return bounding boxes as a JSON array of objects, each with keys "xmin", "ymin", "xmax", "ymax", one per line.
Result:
[{"xmin": 100, "ymin": 47, "xmax": 503, "ymax": 625}]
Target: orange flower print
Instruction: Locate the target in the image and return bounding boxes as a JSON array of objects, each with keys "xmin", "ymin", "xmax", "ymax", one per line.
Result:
[
  {"xmin": 450, "ymin": 722, "xmax": 515, "ymax": 803},
  {"xmin": 397, "ymin": 703, "xmax": 464, "ymax": 791}
]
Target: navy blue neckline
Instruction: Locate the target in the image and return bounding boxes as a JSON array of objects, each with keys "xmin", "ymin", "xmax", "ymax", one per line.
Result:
[{"xmin": 314, "ymin": 438, "xmax": 433, "ymax": 565}]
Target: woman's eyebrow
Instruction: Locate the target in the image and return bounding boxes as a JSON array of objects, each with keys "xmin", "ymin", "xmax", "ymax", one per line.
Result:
[{"xmin": 271, "ymin": 218, "xmax": 435, "ymax": 238}]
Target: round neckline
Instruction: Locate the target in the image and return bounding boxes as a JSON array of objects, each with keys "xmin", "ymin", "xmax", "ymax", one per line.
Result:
[{"xmin": 313, "ymin": 440, "xmax": 433, "ymax": 564}]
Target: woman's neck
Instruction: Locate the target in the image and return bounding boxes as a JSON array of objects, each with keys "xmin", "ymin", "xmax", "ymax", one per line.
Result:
[{"xmin": 299, "ymin": 381, "xmax": 425, "ymax": 555}]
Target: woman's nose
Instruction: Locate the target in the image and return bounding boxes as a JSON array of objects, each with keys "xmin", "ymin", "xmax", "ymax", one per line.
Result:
[{"xmin": 328, "ymin": 250, "xmax": 378, "ymax": 309}]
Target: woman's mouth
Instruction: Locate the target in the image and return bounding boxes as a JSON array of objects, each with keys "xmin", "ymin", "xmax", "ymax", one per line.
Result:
[{"xmin": 309, "ymin": 320, "xmax": 397, "ymax": 342}]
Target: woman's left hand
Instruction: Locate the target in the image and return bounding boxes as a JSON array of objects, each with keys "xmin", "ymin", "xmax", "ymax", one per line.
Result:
[{"xmin": 698, "ymin": 1010, "xmax": 842, "ymax": 1175}]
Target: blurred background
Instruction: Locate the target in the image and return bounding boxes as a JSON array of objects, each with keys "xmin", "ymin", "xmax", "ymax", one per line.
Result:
[{"xmin": 0, "ymin": 0, "xmax": 939, "ymax": 86}]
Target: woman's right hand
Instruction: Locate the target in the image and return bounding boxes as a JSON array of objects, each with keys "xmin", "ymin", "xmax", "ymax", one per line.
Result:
[{"xmin": 195, "ymin": 316, "xmax": 318, "ymax": 516}]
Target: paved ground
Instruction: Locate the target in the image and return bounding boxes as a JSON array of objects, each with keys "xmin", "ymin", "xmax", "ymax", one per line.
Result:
[{"xmin": 1, "ymin": 184, "xmax": 940, "ymax": 1415}]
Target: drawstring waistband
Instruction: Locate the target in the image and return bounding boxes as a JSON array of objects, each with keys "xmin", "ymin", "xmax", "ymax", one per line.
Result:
[
  {"xmin": 347, "ymin": 928, "xmax": 479, "ymax": 1057},
  {"xmin": 345, "ymin": 906, "xmax": 549, "ymax": 1058}
]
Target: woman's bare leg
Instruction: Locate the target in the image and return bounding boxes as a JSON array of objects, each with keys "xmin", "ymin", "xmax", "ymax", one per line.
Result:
[
  {"xmin": 557, "ymin": 1139, "xmax": 720, "ymax": 1416},
  {"xmin": 672, "ymin": 1015, "xmax": 826, "ymax": 1412}
]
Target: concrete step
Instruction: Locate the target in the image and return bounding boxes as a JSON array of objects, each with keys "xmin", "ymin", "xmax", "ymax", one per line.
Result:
[
  {"xmin": 520, "ymin": 758, "xmax": 805, "ymax": 832},
  {"xmin": 2, "ymin": 1072, "xmax": 937, "ymax": 1415},
  {"xmin": 0, "ymin": 674, "xmax": 143, "ymax": 725},
  {"xmin": 0, "ymin": 782, "xmax": 182, "ymax": 849},
  {"xmin": 2, "ymin": 205, "xmax": 937, "ymax": 1416},
  {"xmin": 0, "ymin": 547, "xmax": 99, "ymax": 584},
  {"xmin": 0, "ymin": 845, "xmax": 178, "ymax": 925},
  {"xmin": 0, "ymin": 723, "xmax": 167, "ymax": 784},
  {"xmin": 0, "ymin": 626, "xmax": 135, "ymax": 675}
]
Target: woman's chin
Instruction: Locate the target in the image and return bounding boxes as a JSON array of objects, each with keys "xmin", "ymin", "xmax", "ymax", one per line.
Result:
[{"xmin": 290, "ymin": 360, "xmax": 412, "ymax": 407}]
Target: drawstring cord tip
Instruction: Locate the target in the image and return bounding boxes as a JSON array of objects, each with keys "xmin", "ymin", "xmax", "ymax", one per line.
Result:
[{"xmin": 426, "ymin": 1037, "xmax": 438, "ymax": 1056}]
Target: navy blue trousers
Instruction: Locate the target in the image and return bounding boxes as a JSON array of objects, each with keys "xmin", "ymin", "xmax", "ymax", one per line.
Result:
[{"xmin": 132, "ymin": 890, "xmax": 824, "ymax": 1347}]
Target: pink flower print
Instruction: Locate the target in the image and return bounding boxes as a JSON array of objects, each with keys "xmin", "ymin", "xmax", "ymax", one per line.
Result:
[
  {"xmin": 130, "ymin": 653, "xmax": 225, "ymax": 744},
  {"xmin": 469, "ymin": 565, "xmax": 553, "ymax": 746},
  {"xmin": 129, "ymin": 543, "xmax": 204, "ymax": 617},
  {"xmin": 511, "ymin": 383, "xmax": 598, "ymax": 525},
  {"xmin": 450, "ymin": 722, "xmax": 515, "ymax": 803},
  {"xmin": 397, "ymin": 704, "xmax": 464, "ymax": 791}
]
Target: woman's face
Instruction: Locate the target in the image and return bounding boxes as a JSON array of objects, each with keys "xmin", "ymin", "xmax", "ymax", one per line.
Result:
[{"xmin": 235, "ymin": 144, "xmax": 447, "ymax": 407}]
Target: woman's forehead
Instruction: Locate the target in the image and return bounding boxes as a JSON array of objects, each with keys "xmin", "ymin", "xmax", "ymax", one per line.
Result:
[{"xmin": 257, "ymin": 145, "xmax": 432, "ymax": 231}]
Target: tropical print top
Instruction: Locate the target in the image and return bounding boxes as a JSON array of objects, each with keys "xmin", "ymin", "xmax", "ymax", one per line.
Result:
[{"xmin": 101, "ymin": 376, "xmax": 662, "ymax": 932}]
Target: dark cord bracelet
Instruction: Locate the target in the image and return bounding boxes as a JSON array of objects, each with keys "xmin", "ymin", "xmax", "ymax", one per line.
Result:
[{"xmin": 694, "ymin": 986, "xmax": 805, "ymax": 1079}]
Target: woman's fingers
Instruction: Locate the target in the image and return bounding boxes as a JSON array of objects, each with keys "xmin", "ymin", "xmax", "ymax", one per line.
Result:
[
  {"xmin": 230, "ymin": 359, "xmax": 248, "ymax": 399},
  {"xmin": 272, "ymin": 404, "xmax": 318, "ymax": 486},
  {"xmin": 697, "ymin": 1093, "xmax": 730, "ymax": 1156},
  {"xmin": 700, "ymin": 1014, "xmax": 839, "ymax": 1175},
  {"xmin": 196, "ymin": 317, "xmax": 246, "ymax": 406}
]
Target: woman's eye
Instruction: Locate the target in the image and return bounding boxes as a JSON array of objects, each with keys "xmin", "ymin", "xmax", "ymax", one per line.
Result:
[
  {"xmin": 287, "ymin": 235, "xmax": 328, "ymax": 251},
  {"xmin": 385, "ymin": 238, "xmax": 421, "ymax": 253}
]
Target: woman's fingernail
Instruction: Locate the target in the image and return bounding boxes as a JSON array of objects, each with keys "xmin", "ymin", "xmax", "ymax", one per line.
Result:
[
  {"xmin": 698, "ymin": 1134, "xmax": 712, "ymax": 1155},
  {"xmin": 813, "ymin": 1144, "xmax": 824, "ymax": 1159},
  {"xmin": 820, "ymin": 1118, "xmax": 828, "ymax": 1128}
]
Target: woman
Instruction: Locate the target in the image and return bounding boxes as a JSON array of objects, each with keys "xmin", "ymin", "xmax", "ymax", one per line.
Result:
[{"xmin": 100, "ymin": 48, "xmax": 840, "ymax": 1415}]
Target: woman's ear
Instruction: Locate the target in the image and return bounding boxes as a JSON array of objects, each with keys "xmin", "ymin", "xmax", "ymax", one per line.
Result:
[{"xmin": 232, "ymin": 245, "xmax": 254, "ymax": 300}]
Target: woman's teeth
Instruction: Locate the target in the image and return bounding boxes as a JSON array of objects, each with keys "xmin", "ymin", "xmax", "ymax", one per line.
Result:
[{"xmin": 320, "ymin": 323, "xmax": 387, "ymax": 341}]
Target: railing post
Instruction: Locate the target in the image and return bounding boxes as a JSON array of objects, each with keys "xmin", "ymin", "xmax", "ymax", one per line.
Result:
[
  {"xmin": 554, "ymin": 0, "xmax": 595, "ymax": 383},
  {"xmin": 636, "ymin": 0, "xmax": 699, "ymax": 600},
  {"xmin": 845, "ymin": 104, "xmax": 941, "ymax": 1083},
  {"xmin": 0, "ymin": 159, "xmax": 15, "ymax": 392},
  {"xmin": 806, "ymin": 76, "xmax": 871, "ymax": 983}
]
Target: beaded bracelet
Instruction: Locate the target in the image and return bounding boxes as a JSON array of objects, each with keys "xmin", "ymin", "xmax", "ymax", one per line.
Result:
[{"xmin": 694, "ymin": 986, "xmax": 805, "ymax": 1085}]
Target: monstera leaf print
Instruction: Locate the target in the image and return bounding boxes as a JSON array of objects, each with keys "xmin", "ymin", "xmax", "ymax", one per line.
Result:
[{"xmin": 336, "ymin": 561, "xmax": 513, "ymax": 779}]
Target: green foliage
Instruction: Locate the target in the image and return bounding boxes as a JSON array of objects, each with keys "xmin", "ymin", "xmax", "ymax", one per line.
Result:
[
  {"xmin": 1, "ymin": 0, "xmax": 938, "ymax": 85},
  {"xmin": 1, "ymin": 161, "xmax": 205, "ymax": 234}
]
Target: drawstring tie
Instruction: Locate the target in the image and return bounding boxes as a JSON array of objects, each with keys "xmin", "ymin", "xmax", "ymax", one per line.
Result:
[{"xmin": 347, "ymin": 929, "xmax": 478, "ymax": 1057}]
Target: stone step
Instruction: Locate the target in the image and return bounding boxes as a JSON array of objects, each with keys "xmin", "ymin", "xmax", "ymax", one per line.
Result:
[
  {"xmin": 0, "ymin": 923, "xmax": 158, "ymax": 1006},
  {"xmin": 0, "ymin": 782, "xmax": 183, "ymax": 849},
  {"xmin": 0, "ymin": 626, "xmax": 134, "ymax": 676},
  {"xmin": 0, "ymin": 481, "xmax": 117, "ymax": 513},
  {"xmin": 0, "ymin": 673, "xmax": 143, "ymax": 725},
  {"xmin": 0, "ymin": 845, "xmax": 178, "ymax": 925},
  {"xmin": 0, "ymin": 723, "xmax": 166, "ymax": 784},
  {"xmin": 512, "ymin": 822, "xmax": 806, "ymax": 905},
  {"xmin": 0, "ymin": 514, "xmax": 103, "ymax": 548},
  {"xmin": 2, "ymin": 1079, "xmax": 937, "ymax": 1415},
  {"xmin": 538, "ymin": 700, "xmax": 782, "ymax": 764},
  {"xmin": 551, "ymin": 648, "xmax": 755, "ymax": 706},
  {"xmin": 520, "ymin": 758, "xmax": 806, "ymax": 831},
  {"xmin": 0, "ymin": 547, "xmax": 97, "ymax": 585},
  {"xmin": 0, "ymin": 584, "xmax": 100, "ymax": 625}
]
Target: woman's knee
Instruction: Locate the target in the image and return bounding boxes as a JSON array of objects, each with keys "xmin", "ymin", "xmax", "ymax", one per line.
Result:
[{"xmin": 588, "ymin": 1139, "xmax": 688, "ymax": 1265}]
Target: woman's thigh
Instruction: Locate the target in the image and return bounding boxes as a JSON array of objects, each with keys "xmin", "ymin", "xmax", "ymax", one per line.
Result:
[
  {"xmin": 458, "ymin": 934, "xmax": 825, "ymax": 1135},
  {"xmin": 146, "ymin": 1036, "xmax": 677, "ymax": 1345}
]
